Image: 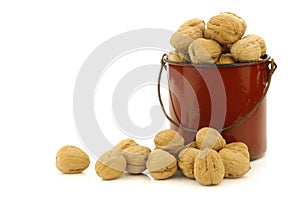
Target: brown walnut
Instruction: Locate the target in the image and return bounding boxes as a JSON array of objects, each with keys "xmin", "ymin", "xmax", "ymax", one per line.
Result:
[
  {"xmin": 188, "ymin": 38, "xmax": 222, "ymax": 64},
  {"xmin": 206, "ymin": 12, "xmax": 247, "ymax": 44},
  {"xmin": 178, "ymin": 147, "xmax": 200, "ymax": 179},
  {"xmin": 195, "ymin": 127, "xmax": 226, "ymax": 151},
  {"xmin": 230, "ymin": 37, "xmax": 261, "ymax": 62},
  {"xmin": 95, "ymin": 149, "xmax": 127, "ymax": 180},
  {"xmin": 122, "ymin": 145, "xmax": 151, "ymax": 174},
  {"xmin": 219, "ymin": 148, "xmax": 251, "ymax": 178},
  {"xmin": 170, "ymin": 18, "xmax": 205, "ymax": 53},
  {"xmin": 194, "ymin": 149, "xmax": 225, "ymax": 185},
  {"xmin": 56, "ymin": 145, "xmax": 90, "ymax": 174},
  {"xmin": 146, "ymin": 149, "xmax": 178, "ymax": 180},
  {"xmin": 154, "ymin": 129, "xmax": 185, "ymax": 157}
]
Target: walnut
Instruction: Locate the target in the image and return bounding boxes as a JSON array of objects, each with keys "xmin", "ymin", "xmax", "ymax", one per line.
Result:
[
  {"xmin": 223, "ymin": 142, "xmax": 250, "ymax": 161},
  {"xmin": 178, "ymin": 148, "xmax": 200, "ymax": 179},
  {"xmin": 188, "ymin": 38, "xmax": 222, "ymax": 64},
  {"xmin": 231, "ymin": 37, "xmax": 261, "ymax": 62},
  {"xmin": 195, "ymin": 127, "xmax": 226, "ymax": 151},
  {"xmin": 95, "ymin": 149, "xmax": 127, "ymax": 180},
  {"xmin": 170, "ymin": 18, "xmax": 205, "ymax": 53},
  {"xmin": 178, "ymin": 18, "xmax": 205, "ymax": 33},
  {"xmin": 154, "ymin": 129, "xmax": 185, "ymax": 157},
  {"xmin": 219, "ymin": 148, "xmax": 251, "ymax": 178},
  {"xmin": 216, "ymin": 54, "xmax": 235, "ymax": 64},
  {"xmin": 115, "ymin": 138, "xmax": 151, "ymax": 174},
  {"xmin": 244, "ymin": 34, "xmax": 267, "ymax": 56},
  {"xmin": 206, "ymin": 12, "xmax": 247, "ymax": 44},
  {"xmin": 146, "ymin": 149, "xmax": 178, "ymax": 180},
  {"xmin": 56, "ymin": 145, "xmax": 90, "ymax": 174},
  {"xmin": 194, "ymin": 149, "xmax": 225, "ymax": 185},
  {"xmin": 122, "ymin": 145, "xmax": 151, "ymax": 174},
  {"xmin": 168, "ymin": 51, "xmax": 189, "ymax": 63},
  {"xmin": 115, "ymin": 138, "xmax": 138, "ymax": 150}
]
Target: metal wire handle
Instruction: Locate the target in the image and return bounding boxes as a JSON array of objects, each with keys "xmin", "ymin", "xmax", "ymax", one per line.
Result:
[{"xmin": 157, "ymin": 54, "xmax": 277, "ymax": 133}]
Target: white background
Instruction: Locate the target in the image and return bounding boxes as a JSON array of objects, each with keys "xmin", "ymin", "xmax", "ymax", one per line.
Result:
[{"xmin": 0, "ymin": 0, "xmax": 299, "ymax": 199}]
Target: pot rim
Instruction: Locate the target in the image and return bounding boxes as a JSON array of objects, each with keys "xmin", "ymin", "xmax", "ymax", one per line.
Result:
[{"xmin": 166, "ymin": 54, "xmax": 271, "ymax": 68}]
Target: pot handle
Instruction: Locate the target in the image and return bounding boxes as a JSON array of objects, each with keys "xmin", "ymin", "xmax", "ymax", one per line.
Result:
[{"xmin": 157, "ymin": 54, "xmax": 277, "ymax": 133}]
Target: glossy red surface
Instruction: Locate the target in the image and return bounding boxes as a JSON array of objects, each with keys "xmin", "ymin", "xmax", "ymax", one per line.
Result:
[{"xmin": 167, "ymin": 59, "xmax": 271, "ymax": 160}]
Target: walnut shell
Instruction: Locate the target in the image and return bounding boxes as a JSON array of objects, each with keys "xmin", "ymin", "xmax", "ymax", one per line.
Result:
[
  {"xmin": 115, "ymin": 138, "xmax": 138, "ymax": 150},
  {"xmin": 56, "ymin": 145, "xmax": 90, "ymax": 174},
  {"xmin": 244, "ymin": 34, "xmax": 267, "ymax": 56},
  {"xmin": 178, "ymin": 148, "xmax": 200, "ymax": 179},
  {"xmin": 146, "ymin": 149, "xmax": 178, "ymax": 180},
  {"xmin": 168, "ymin": 51, "xmax": 189, "ymax": 63},
  {"xmin": 230, "ymin": 37, "xmax": 261, "ymax": 62},
  {"xmin": 203, "ymin": 29, "xmax": 211, "ymax": 39},
  {"xmin": 188, "ymin": 38, "xmax": 222, "ymax": 64},
  {"xmin": 224, "ymin": 142, "xmax": 250, "ymax": 161},
  {"xmin": 154, "ymin": 129, "xmax": 185, "ymax": 157},
  {"xmin": 216, "ymin": 54, "xmax": 235, "ymax": 64},
  {"xmin": 178, "ymin": 18, "xmax": 205, "ymax": 33},
  {"xmin": 195, "ymin": 127, "xmax": 226, "ymax": 151},
  {"xmin": 126, "ymin": 164, "xmax": 147, "ymax": 174},
  {"xmin": 122, "ymin": 145, "xmax": 151, "ymax": 174},
  {"xmin": 219, "ymin": 148, "xmax": 251, "ymax": 178},
  {"xmin": 185, "ymin": 141, "xmax": 198, "ymax": 149},
  {"xmin": 206, "ymin": 12, "xmax": 247, "ymax": 44},
  {"xmin": 194, "ymin": 149, "xmax": 225, "ymax": 185},
  {"xmin": 170, "ymin": 18, "xmax": 205, "ymax": 53},
  {"xmin": 95, "ymin": 149, "xmax": 127, "ymax": 180}
]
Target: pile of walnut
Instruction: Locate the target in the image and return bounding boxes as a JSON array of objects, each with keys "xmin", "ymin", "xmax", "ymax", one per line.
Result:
[
  {"xmin": 56, "ymin": 127, "xmax": 251, "ymax": 186},
  {"xmin": 169, "ymin": 12, "xmax": 267, "ymax": 64}
]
